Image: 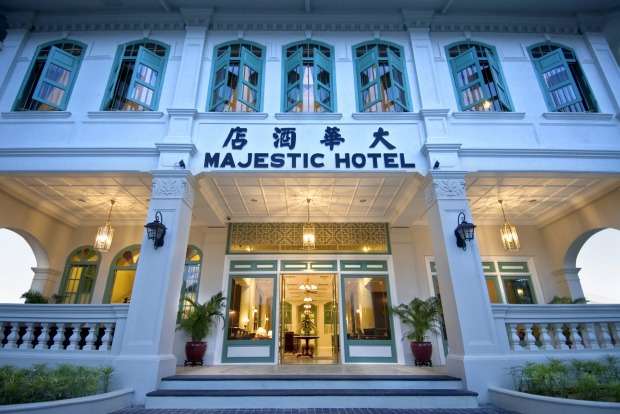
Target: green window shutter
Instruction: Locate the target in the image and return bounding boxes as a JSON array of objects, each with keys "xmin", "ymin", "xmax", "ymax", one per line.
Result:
[
  {"xmin": 238, "ymin": 47, "xmax": 262, "ymax": 112},
  {"xmin": 127, "ymin": 46, "xmax": 165, "ymax": 110},
  {"xmin": 32, "ymin": 46, "xmax": 80, "ymax": 110},
  {"xmin": 451, "ymin": 47, "xmax": 488, "ymax": 110},
  {"xmin": 284, "ymin": 48, "xmax": 303, "ymax": 112},
  {"xmin": 209, "ymin": 48, "xmax": 232, "ymax": 111},
  {"xmin": 313, "ymin": 48, "xmax": 334, "ymax": 112},
  {"xmin": 533, "ymin": 48, "xmax": 582, "ymax": 112},
  {"xmin": 357, "ymin": 47, "xmax": 380, "ymax": 112},
  {"xmin": 386, "ymin": 49, "xmax": 410, "ymax": 112},
  {"xmin": 486, "ymin": 50, "xmax": 512, "ymax": 111}
]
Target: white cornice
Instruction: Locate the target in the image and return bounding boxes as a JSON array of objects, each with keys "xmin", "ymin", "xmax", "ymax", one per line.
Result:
[
  {"xmin": 275, "ymin": 113, "xmax": 343, "ymax": 121},
  {"xmin": 2, "ymin": 111, "xmax": 72, "ymax": 119},
  {"xmin": 542, "ymin": 112, "xmax": 614, "ymax": 121},
  {"xmin": 196, "ymin": 112, "xmax": 269, "ymax": 121},
  {"xmin": 459, "ymin": 148, "xmax": 620, "ymax": 159},
  {"xmin": 0, "ymin": 147, "xmax": 159, "ymax": 157},
  {"xmin": 87, "ymin": 111, "xmax": 164, "ymax": 119},
  {"xmin": 452, "ymin": 112, "xmax": 526, "ymax": 120},
  {"xmin": 352, "ymin": 112, "xmax": 422, "ymax": 121}
]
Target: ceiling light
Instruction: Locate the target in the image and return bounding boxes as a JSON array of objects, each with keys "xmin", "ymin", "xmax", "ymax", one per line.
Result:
[
  {"xmin": 499, "ymin": 200, "xmax": 521, "ymax": 251},
  {"xmin": 303, "ymin": 198, "xmax": 315, "ymax": 250},
  {"xmin": 299, "ymin": 277, "xmax": 317, "ymax": 291},
  {"xmin": 94, "ymin": 199, "xmax": 115, "ymax": 252}
]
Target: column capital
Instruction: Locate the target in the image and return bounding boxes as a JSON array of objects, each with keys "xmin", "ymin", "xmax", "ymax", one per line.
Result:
[
  {"xmin": 424, "ymin": 171, "xmax": 468, "ymax": 206},
  {"xmin": 151, "ymin": 170, "xmax": 196, "ymax": 208}
]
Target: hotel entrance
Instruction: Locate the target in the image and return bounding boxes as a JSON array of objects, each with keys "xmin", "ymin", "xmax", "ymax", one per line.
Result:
[{"xmin": 279, "ymin": 274, "xmax": 339, "ymax": 364}]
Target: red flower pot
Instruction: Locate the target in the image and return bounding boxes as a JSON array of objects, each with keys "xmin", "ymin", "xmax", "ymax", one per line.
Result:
[
  {"xmin": 184, "ymin": 341, "xmax": 207, "ymax": 366},
  {"xmin": 410, "ymin": 341, "xmax": 433, "ymax": 366}
]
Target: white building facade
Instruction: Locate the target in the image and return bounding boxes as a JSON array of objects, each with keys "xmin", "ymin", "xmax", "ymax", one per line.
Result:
[{"xmin": 0, "ymin": 0, "xmax": 619, "ymax": 406}]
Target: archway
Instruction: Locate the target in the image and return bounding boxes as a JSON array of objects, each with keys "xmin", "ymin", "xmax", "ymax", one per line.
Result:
[
  {"xmin": 576, "ymin": 228, "xmax": 620, "ymax": 304},
  {"xmin": 0, "ymin": 228, "xmax": 37, "ymax": 303}
]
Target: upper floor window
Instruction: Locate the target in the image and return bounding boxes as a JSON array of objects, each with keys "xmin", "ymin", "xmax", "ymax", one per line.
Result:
[
  {"xmin": 528, "ymin": 43, "xmax": 598, "ymax": 113},
  {"xmin": 208, "ymin": 42, "xmax": 264, "ymax": 112},
  {"xmin": 283, "ymin": 42, "xmax": 334, "ymax": 112},
  {"xmin": 102, "ymin": 41, "xmax": 168, "ymax": 111},
  {"xmin": 58, "ymin": 246, "xmax": 100, "ymax": 304},
  {"xmin": 353, "ymin": 42, "xmax": 411, "ymax": 112},
  {"xmin": 447, "ymin": 42, "xmax": 513, "ymax": 112},
  {"xmin": 13, "ymin": 40, "xmax": 86, "ymax": 111}
]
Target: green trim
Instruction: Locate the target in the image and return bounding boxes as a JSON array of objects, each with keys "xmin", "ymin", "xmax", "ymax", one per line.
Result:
[
  {"xmin": 481, "ymin": 262, "xmax": 496, "ymax": 272},
  {"xmin": 445, "ymin": 41, "xmax": 514, "ymax": 112},
  {"xmin": 485, "ymin": 276, "xmax": 503, "ymax": 304},
  {"xmin": 101, "ymin": 40, "xmax": 169, "ymax": 111},
  {"xmin": 340, "ymin": 273, "xmax": 397, "ymax": 363},
  {"xmin": 177, "ymin": 245, "xmax": 204, "ymax": 321},
  {"xmin": 13, "ymin": 40, "xmax": 87, "ymax": 111},
  {"xmin": 207, "ymin": 41, "xmax": 265, "ymax": 112},
  {"xmin": 340, "ymin": 260, "xmax": 388, "ymax": 272},
  {"xmin": 281, "ymin": 260, "xmax": 337, "ymax": 272},
  {"xmin": 498, "ymin": 261, "xmax": 529, "ymax": 273},
  {"xmin": 352, "ymin": 41, "xmax": 412, "ymax": 113},
  {"xmin": 222, "ymin": 273, "xmax": 277, "ymax": 364},
  {"xmin": 229, "ymin": 260, "xmax": 278, "ymax": 272},
  {"xmin": 103, "ymin": 244, "xmax": 141, "ymax": 304},
  {"xmin": 430, "ymin": 262, "xmax": 436, "ymax": 273},
  {"xmin": 58, "ymin": 245, "xmax": 101, "ymax": 304}
]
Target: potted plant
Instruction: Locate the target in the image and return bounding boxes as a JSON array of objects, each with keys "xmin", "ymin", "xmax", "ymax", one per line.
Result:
[
  {"xmin": 176, "ymin": 291, "xmax": 226, "ymax": 366},
  {"xmin": 300, "ymin": 313, "xmax": 315, "ymax": 335},
  {"xmin": 391, "ymin": 296, "xmax": 441, "ymax": 366}
]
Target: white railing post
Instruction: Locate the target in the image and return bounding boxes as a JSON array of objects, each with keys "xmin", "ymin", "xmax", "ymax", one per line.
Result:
[
  {"xmin": 4, "ymin": 323, "xmax": 20, "ymax": 349},
  {"xmin": 525, "ymin": 323, "xmax": 539, "ymax": 350},
  {"xmin": 580, "ymin": 322, "xmax": 600, "ymax": 349},
  {"xmin": 508, "ymin": 323, "xmax": 522, "ymax": 350},
  {"xmin": 538, "ymin": 323, "xmax": 555, "ymax": 350},
  {"xmin": 596, "ymin": 322, "xmax": 614, "ymax": 349},
  {"xmin": 566, "ymin": 323, "xmax": 585, "ymax": 350},
  {"xmin": 98, "ymin": 323, "xmax": 113, "ymax": 351},
  {"xmin": 82, "ymin": 324, "xmax": 97, "ymax": 350},
  {"xmin": 34, "ymin": 322, "xmax": 51, "ymax": 350},
  {"xmin": 19, "ymin": 322, "xmax": 35, "ymax": 349},
  {"xmin": 609, "ymin": 322, "xmax": 619, "ymax": 348},
  {"xmin": 65, "ymin": 324, "xmax": 81, "ymax": 350},
  {"xmin": 49, "ymin": 323, "xmax": 65, "ymax": 350}
]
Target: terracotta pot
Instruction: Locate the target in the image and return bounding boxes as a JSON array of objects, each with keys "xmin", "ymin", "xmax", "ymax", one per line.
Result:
[
  {"xmin": 410, "ymin": 341, "xmax": 433, "ymax": 366},
  {"xmin": 185, "ymin": 341, "xmax": 207, "ymax": 365}
]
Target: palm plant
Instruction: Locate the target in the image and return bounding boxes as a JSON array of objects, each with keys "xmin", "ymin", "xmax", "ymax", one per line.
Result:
[
  {"xmin": 391, "ymin": 297, "xmax": 441, "ymax": 342},
  {"xmin": 176, "ymin": 291, "xmax": 226, "ymax": 342},
  {"xmin": 21, "ymin": 290, "xmax": 64, "ymax": 304},
  {"xmin": 300, "ymin": 314, "xmax": 315, "ymax": 335}
]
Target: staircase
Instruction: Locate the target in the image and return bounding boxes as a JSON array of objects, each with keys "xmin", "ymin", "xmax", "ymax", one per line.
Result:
[{"xmin": 145, "ymin": 374, "xmax": 479, "ymax": 409}]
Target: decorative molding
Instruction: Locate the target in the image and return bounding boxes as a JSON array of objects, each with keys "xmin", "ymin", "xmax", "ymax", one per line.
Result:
[
  {"xmin": 352, "ymin": 112, "xmax": 422, "ymax": 121},
  {"xmin": 274, "ymin": 113, "xmax": 342, "ymax": 121},
  {"xmin": 542, "ymin": 112, "xmax": 614, "ymax": 121},
  {"xmin": 459, "ymin": 148, "xmax": 620, "ymax": 159},
  {"xmin": 87, "ymin": 111, "xmax": 164, "ymax": 119},
  {"xmin": 152, "ymin": 174, "xmax": 195, "ymax": 206},
  {"xmin": 0, "ymin": 147, "xmax": 159, "ymax": 157},
  {"xmin": 1, "ymin": 111, "xmax": 72, "ymax": 119},
  {"xmin": 155, "ymin": 143, "xmax": 198, "ymax": 155},
  {"xmin": 166, "ymin": 108, "xmax": 198, "ymax": 118},
  {"xmin": 196, "ymin": 112, "xmax": 269, "ymax": 120},
  {"xmin": 420, "ymin": 109, "xmax": 450, "ymax": 118},
  {"xmin": 421, "ymin": 143, "xmax": 462, "ymax": 156},
  {"xmin": 452, "ymin": 111, "xmax": 526, "ymax": 120},
  {"xmin": 179, "ymin": 8, "xmax": 214, "ymax": 27},
  {"xmin": 424, "ymin": 177, "xmax": 466, "ymax": 206}
]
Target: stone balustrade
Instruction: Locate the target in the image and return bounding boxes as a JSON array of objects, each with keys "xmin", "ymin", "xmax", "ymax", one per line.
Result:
[
  {"xmin": 492, "ymin": 304, "xmax": 620, "ymax": 352},
  {"xmin": 0, "ymin": 304, "xmax": 128, "ymax": 353}
]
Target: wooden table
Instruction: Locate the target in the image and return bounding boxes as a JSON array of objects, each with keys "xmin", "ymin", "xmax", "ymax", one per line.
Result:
[{"xmin": 295, "ymin": 335, "xmax": 319, "ymax": 358}]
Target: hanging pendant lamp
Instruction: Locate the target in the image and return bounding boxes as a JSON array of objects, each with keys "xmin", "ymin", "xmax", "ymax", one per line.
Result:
[
  {"xmin": 94, "ymin": 199, "xmax": 115, "ymax": 252},
  {"xmin": 499, "ymin": 200, "xmax": 520, "ymax": 251},
  {"xmin": 302, "ymin": 198, "xmax": 316, "ymax": 250}
]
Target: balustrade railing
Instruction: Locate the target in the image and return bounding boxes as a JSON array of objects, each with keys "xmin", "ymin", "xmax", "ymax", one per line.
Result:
[
  {"xmin": 492, "ymin": 304, "xmax": 620, "ymax": 352},
  {"xmin": 0, "ymin": 304, "xmax": 128, "ymax": 353}
]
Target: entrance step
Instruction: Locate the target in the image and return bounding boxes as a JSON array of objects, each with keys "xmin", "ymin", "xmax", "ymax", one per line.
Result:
[{"xmin": 145, "ymin": 374, "xmax": 479, "ymax": 409}]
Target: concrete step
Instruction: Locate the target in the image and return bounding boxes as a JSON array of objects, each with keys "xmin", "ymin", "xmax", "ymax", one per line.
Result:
[{"xmin": 145, "ymin": 374, "xmax": 479, "ymax": 409}]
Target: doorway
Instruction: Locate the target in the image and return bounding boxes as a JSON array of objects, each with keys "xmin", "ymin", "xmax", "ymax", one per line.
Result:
[{"xmin": 279, "ymin": 273, "xmax": 339, "ymax": 364}]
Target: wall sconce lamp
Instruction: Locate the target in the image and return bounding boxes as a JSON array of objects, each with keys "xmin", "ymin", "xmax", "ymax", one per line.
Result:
[
  {"xmin": 144, "ymin": 211, "xmax": 166, "ymax": 249},
  {"xmin": 454, "ymin": 212, "xmax": 476, "ymax": 251}
]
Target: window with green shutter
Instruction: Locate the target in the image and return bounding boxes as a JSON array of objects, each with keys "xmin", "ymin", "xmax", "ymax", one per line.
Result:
[
  {"xmin": 13, "ymin": 41, "xmax": 86, "ymax": 111},
  {"xmin": 446, "ymin": 42, "xmax": 513, "ymax": 112},
  {"xmin": 528, "ymin": 43, "xmax": 598, "ymax": 113},
  {"xmin": 353, "ymin": 42, "xmax": 411, "ymax": 113},
  {"xmin": 283, "ymin": 41, "xmax": 335, "ymax": 112},
  {"xmin": 58, "ymin": 246, "xmax": 101, "ymax": 304},
  {"xmin": 208, "ymin": 42, "xmax": 264, "ymax": 112},
  {"xmin": 102, "ymin": 41, "xmax": 168, "ymax": 111}
]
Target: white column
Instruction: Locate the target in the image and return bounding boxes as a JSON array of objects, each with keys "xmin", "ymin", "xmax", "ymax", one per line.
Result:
[
  {"xmin": 423, "ymin": 171, "xmax": 503, "ymax": 402},
  {"xmin": 552, "ymin": 267, "xmax": 585, "ymax": 300},
  {"xmin": 0, "ymin": 27, "xmax": 30, "ymax": 94},
  {"xmin": 580, "ymin": 26, "xmax": 620, "ymax": 112},
  {"xmin": 29, "ymin": 267, "xmax": 61, "ymax": 298},
  {"xmin": 114, "ymin": 170, "xmax": 195, "ymax": 405}
]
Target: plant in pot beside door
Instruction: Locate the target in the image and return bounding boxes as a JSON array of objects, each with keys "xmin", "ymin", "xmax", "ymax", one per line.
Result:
[
  {"xmin": 391, "ymin": 297, "xmax": 441, "ymax": 367},
  {"xmin": 176, "ymin": 291, "xmax": 226, "ymax": 366}
]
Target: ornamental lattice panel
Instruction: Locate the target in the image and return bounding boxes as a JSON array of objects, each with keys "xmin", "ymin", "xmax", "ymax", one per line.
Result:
[{"xmin": 228, "ymin": 222, "xmax": 389, "ymax": 253}]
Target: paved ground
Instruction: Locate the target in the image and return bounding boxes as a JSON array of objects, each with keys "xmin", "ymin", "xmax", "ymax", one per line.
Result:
[{"xmin": 111, "ymin": 408, "xmax": 522, "ymax": 414}]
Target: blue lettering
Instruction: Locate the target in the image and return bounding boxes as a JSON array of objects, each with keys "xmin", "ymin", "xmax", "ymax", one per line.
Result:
[
  {"xmin": 204, "ymin": 153, "xmax": 220, "ymax": 168},
  {"xmin": 311, "ymin": 153, "xmax": 324, "ymax": 168},
  {"xmin": 335, "ymin": 153, "xmax": 350, "ymax": 169},
  {"xmin": 352, "ymin": 153, "xmax": 366, "ymax": 168},
  {"xmin": 384, "ymin": 153, "xmax": 398, "ymax": 168},
  {"xmin": 221, "ymin": 153, "xmax": 236, "ymax": 168},
  {"xmin": 271, "ymin": 153, "xmax": 285, "ymax": 168}
]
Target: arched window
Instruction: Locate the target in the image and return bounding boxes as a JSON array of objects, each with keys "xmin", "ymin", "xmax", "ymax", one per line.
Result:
[
  {"xmin": 283, "ymin": 41, "xmax": 335, "ymax": 112},
  {"xmin": 104, "ymin": 245, "xmax": 140, "ymax": 303},
  {"xmin": 13, "ymin": 40, "xmax": 86, "ymax": 111},
  {"xmin": 353, "ymin": 42, "xmax": 411, "ymax": 113},
  {"xmin": 208, "ymin": 41, "xmax": 264, "ymax": 112},
  {"xmin": 528, "ymin": 43, "xmax": 598, "ymax": 113},
  {"xmin": 58, "ymin": 246, "xmax": 100, "ymax": 304},
  {"xmin": 177, "ymin": 245, "xmax": 203, "ymax": 320},
  {"xmin": 102, "ymin": 40, "xmax": 169, "ymax": 111},
  {"xmin": 446, "ymin": 42, "xmax": 513, "ymax": 112}
]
